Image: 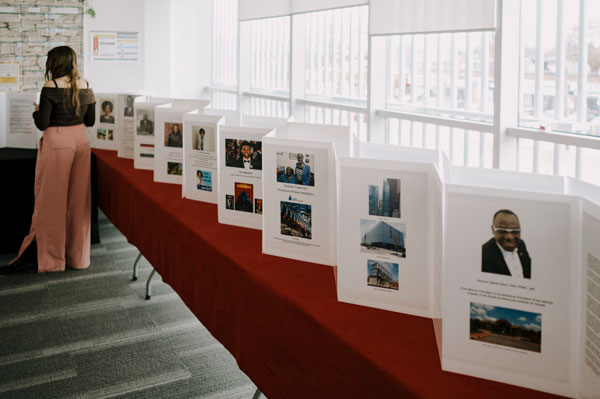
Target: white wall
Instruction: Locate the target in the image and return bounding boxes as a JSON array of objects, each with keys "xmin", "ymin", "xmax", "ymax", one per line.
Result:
[
  {"xmin": 84, "ymin": 0, "xmax": 146, "ymax": 92},
  {"xmin": 145, "ymin": 0, "xmax": 171, "ymax": 97}
]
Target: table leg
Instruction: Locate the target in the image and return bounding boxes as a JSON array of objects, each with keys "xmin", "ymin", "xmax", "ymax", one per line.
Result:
[
  {"xmin": 145, "ymin": 269, "xmax": 157, "ymax": 300},
  {"xmin": 132, "ymin": 251, "xmax": 142, "ymax": 281},
  {"xmin": 252, "ymin": 388, "xmax": 263, "ymax": 399}
]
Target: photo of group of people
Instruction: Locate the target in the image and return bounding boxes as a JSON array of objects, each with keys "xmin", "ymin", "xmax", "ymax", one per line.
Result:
[
  {"xmin": 360, "ymin": 219, "xmax": 406, "ymax": 258},
  {"xmin": 196, "ymin": 170, "xmax": 212, "ymax": 191},
  {"xmin": 368, "ymin": 178, "xmax": 401, "ymax": 218},
  {"xmin": 482, "ymin": 209, "xmax": 532, "ymax": 279},
  {"xmin": 164, "ymin": 122, "xmax": 183, "ymax": 148},
  {"xmin": 470, "ymin": 302, "xmax": 541, "ymax": 353},
  {"xmin": 225, "ymin": 139, "xmax": 262, "ymax": 170},
  {"xmin": 192, "ymin": 126, "xmax": 215, "ymax": 152},
  {"xmin": 276, "ymin": 152, "xmax": 314, "ymax": 186},
  {"xmin": 136, "ymin": 109, "xmax": 154, "ymax": 136},
  {"xmin": 167, "ymin": 162, "xmax": 182, "ymax": 176},
  {"xmin": 96, "ymin": 128, "xmax": 114, "ymax": 141},
  {"xmin": 280, "ymin": 201, "xmax": 312, "ymax": 239},
  {"xmin": 366, "ymin": 260, "xmax": 399, "ymax": 290},
  {"xmin": 225, "ymin": 183, "xmax": 261, "ymax": 214},
  {"xmin": 100, "ymin": 99, "xmax": 115, "ymax": 124}
]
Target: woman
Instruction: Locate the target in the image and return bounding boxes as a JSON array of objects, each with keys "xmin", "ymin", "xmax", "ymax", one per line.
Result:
[
  {"xmin": 167, "ymin": 123, "xmax": 182, "ymax": 148},
  {"xmin": 1, "ymin": 46, "xmax": 96, "ymax": 274}
]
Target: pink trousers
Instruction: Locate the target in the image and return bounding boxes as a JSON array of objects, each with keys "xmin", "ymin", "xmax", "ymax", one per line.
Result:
[{"xmin": 13, "ymin": 125, "xmax": 91, "ymax": 272}]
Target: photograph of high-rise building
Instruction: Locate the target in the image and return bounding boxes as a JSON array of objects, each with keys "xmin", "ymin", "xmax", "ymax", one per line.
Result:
[
  {"xmin": 360, "ymin": 219, "xmax": 406, "ymax": 258},
  {"xmin": 368, "ymin": 178, "xmax": 401, "ymax": 218},
  {"xmin": 367, "ymin": 260, "xmax": 399, "ymax": 290}
]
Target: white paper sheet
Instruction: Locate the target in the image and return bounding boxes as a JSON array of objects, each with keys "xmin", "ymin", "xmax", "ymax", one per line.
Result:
[
  {"xmin": 92, "ymin": 93, "xmax": 119, "ymax": 150},
  {"xmin": 117, "ymin": 94, "xmax": 141, "ymax": 159},
  {"xmin": 133, "ymin": 101, "xmax": 166, "ymax": 170},
  {"xmin": 1, "ymin": 92, "xmax": 38, "ymax": 149}
]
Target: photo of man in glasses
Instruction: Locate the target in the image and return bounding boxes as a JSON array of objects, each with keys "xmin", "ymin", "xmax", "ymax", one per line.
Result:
[{"xmin": 482, "ymin": 209, "xmax": 531, "ymax": 279}]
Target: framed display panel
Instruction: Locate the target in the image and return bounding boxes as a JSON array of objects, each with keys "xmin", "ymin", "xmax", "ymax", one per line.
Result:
[
  {"xmin": 0, "ymin": 92, "xmax": 38, "ymax": 149},
  {"xmin": 217, "ymin": 125, "xmax": 272, "ymax": 230},
  {"xmin": 93, "ymin": 93, "xmax": 119, "ymax": 150},
  {"xmin": 182, "ymin": 112, "xmax": 223, "ymax": 203},
  {"xmin": 133, "ymin": 100, "xmax": 167, "ymax": 170},
  {"xmin": 154, "ymin": 104, "xmax": 199, "ymax": 184},
  {"xmin": 203, "ymin": 108, "xmax": 242, "ymax": 127},
  {"xmin": 442, "ymin": 182, "xmax": 581, "ymax": 397},
  {"xmin": 262, "ymin": 131, "xmax": 337, "ymax": 266},
  {"xmin": 337, "ymin": 155, "xmax": 441, "ymax": 318}
]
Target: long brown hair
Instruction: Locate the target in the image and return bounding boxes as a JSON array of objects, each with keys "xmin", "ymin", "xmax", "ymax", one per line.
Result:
[{"xmin": 44, "ymin": 46, "xmax": 82, "ymax": 116}]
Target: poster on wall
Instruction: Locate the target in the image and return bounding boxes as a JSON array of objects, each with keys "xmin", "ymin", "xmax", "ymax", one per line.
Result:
[
  {"xmin": 90, "ymin": 31, "xmax": 139, "ymax": 62},
  {"xmin": 91, "ymin": 93, "xmax": 119, "ymax": 150},
  {"xmin": 154, "ymin": 104, "xmax": 199, "ymax": 184},
  {"xmin": 133, "ymin": 100, "xmax": 166, "ymax": 170},
  {"xmin": 182, "ymin": 112, "xmax": 223, "ymax": 203},
  {"xmin": 337, "ymin": 155, "xmax": 441, "ymax": 318},
  {"xmin": 217, "ymin": 126, "xmax": 272, "ymax": 230},
  {"xmin": 442, "ymin": 183, "xmax": 580, "ymax": 397},
  {"xmin": 117, "ymin": 93, "xmax": 142, "ymax": 159},
  {"xmin": 0, "ymin": 62, "xmax": 21, "ymax": 92},
  {"xmin": 0, "ymin": 92, "xmax": 38, "ymax": 149}
]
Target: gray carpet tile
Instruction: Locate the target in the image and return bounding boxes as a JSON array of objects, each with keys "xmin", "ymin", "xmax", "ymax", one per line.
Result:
[{"xmin": 0, "ymin": 211, "xmax": 258, "ymax": 398}]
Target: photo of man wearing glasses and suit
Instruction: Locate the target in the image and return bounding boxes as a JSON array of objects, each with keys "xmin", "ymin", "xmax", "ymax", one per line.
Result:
[{"xmin": 481, "ymin": 209, "xmax": 531, "ymax": 279}]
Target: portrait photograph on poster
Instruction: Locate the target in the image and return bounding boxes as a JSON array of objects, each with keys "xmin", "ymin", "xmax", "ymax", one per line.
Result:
[
  {"xmin": 255, "ymin": 199, "xmax": 263, "ymax": 215},
  {"xmin": 367, "ymin": 260, "xmax": 399, "ymax": 290},
  {"xmin": 167, "ymin": 162, "xmax": 182, "ymax": 176},
  {"xmin": 276, "ymin": 152, "xmax": 314, "ymax": 186},
  {"xmin": 360, "ymin": 219, "xmax": 406, "ymax": 258},
  {"xmin": 192, "ymin": 126, "xmax": 215, "ymax": 152},
  {"xmin": 196, "ymin": 170, "xmax": 212, "ymax": 191},
  {"xmin": 368, "ymin": 178, "xmax": 401, "ymax": 218},
  {"xmin": 482, "ymin": 209, "xmax": 532, "ymax": 279},
  {"xmin": 123, "ymin": 95, "xmax": 135, "ymax": 117},
  {"xmin": 225, "ymin": 195, "xmax": 234, "ymax": 210},
  {"xmin": 99, "ymin": 99, "xmax": 115, "ymax": 124},
  {"xmin": 225, "ymin": 139, "xmax": 262, "ymax": 170},
  {"xmin": 97, "ymin": 128, "xmax": 106, "ymax": 140},
  {"xmin": 164, "ymin": 122, "xmax": 183, "ymax": 148},
  {"xmin": 136, "ymin": 109, "xmax": 154, "ymax": 136},
  {"xmin": 280, "ymin": 201, "xmax": 312, "ymax": 239},
  {"xmin": 234, "ymin": 182, "xmax": 254, "ymax": 213},
  {"xmin": 470, "ymin": 302, "xmax": 541, "ymax": 353}
]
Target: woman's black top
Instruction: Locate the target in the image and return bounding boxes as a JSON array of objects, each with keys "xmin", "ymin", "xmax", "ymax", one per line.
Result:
[{"xmin": 32, "ymin": 80, "xmax": 96, "ymax": 131}]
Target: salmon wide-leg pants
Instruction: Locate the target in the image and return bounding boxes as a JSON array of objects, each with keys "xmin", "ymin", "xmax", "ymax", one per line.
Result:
[{"xmin": 13, "ymin": 125, "xmax": 91, "ymax": 272}]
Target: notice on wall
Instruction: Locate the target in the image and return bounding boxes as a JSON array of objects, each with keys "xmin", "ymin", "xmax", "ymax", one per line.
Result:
[
  {"xmin": 90, "ymin": 31, "xmax": 139, "ymax": 61},
  {"xmin": 0, "ymin": 62, "xmax": 21, "ymax": 92}
]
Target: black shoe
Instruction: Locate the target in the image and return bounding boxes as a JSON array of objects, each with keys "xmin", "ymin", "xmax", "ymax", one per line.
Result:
[{"xmin": 0, "ymin": 257, "xmax": 37, "ymax": 274}]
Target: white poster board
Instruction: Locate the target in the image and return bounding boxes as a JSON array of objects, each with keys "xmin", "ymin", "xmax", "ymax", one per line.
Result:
[
  {"xmin": 0, "ymin": 92, "xmax": 38, "ymax": 149},
  {"xmin": 442, "ymin": 183, "xmax": 580, "ymax": 397},
  {"xmin": 92, "ymin": 93, "xmax": 119, "ymax": 150},
  {"xmin": 203, "ymin": 108, "xmax": 242, "ymax": 126},
  {"xmin": 0, "ymin": 62, "xmax": 21, "ymax": 92},
  {"xmin": 182, "ymin": 112, "xmax": 223, "ymax": 203},
  {"xmin": 286, "ymin": 122, "xmax": 353, "ymax": 157},
  {"xmin": 217, "ymin": 126, "xmax": 272, "ymax": 230},
  {"xmin": 337, "ymin": 155, "xmax": 440, "ymax": 318},
  {"xmin": 90, "ymin": 31, "xmax": 140, "ymax": 62},
  {"xmin": 154, "ymin": 104, "xmax": 198, "ymax": 184},
  {"xmin": 133, "ymin": 100, "xmax": 165, "ymax": 170},
  {"xmin": 262, "ymin": 131, "xmax": 337, "ymax": 266},
  {"xmin": 243, "ymin": 114, "xmax": 290, "ymax": 137},
  {"xmin": 117, "ymin": 93, "xmax": 142, "ymax": 159}
]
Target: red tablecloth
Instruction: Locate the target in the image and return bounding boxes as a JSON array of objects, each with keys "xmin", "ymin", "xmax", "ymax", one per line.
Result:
[{"xmin": 93, "ymin": 149, "xmax": 565, "ymax": 399}]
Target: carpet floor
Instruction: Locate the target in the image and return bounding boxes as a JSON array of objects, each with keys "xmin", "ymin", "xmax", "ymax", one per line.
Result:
[{"xmin": 0, "ymin": 212, "xmax": 258, "ymax": 399}]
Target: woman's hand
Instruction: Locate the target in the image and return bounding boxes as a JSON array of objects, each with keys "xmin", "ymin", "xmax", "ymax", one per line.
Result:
[{"xmin": 33, "ymin": 102, "xmax": 39, "ymax": 112}]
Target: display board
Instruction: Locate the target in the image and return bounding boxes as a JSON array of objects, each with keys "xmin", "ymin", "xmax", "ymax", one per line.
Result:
[
  {"xmin": 203, "ymin": 108, "xmax": 242, "ymax": 126},
  {"xmin": 182, "ymin": 112, "xmax": 223, "ymax": 203},
  {"xmin": 218, "ymin": 126, "xmax": 272, "ymax": 230},
  {"xmin": 0, "ymin": 92, "xmax": 38, "ymax": 149},
  {"xmin": 243, "ymin": 114, "xmax": 290, "ymax": 137},
  {"xmin": 133, "ymin": 100, "xmax": 166, "ymax": 170},
  {"xmin": 92, "ymin": 93, "xmax": 119, "ymax": 150},
  {"xmin": 116, "ymin": 93, "xmax": 143, "ymax": 159},
  {"xmin": 442, "ymin": 182, "xmax": 580, "ymax": 397},
  {"xmin": 154, "ymin": 104, "xmax": 199, "ymax": 184}
]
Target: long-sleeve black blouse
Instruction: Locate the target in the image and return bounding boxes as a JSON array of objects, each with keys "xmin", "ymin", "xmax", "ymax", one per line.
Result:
[{"xmin": 32, "ymin": 86, "xmax": 96, "ymax": 131}]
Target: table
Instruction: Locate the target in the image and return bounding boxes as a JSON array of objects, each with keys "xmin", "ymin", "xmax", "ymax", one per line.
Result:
[{"xmin": 92, "ymin": 149, "xmax": 565, "ymax": 399}]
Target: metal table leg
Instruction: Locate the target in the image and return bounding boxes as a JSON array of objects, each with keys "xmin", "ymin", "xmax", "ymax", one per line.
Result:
[
  {"xmin": 132, "ymin": 251, "xmax": 142, "ymax": 281},
  {"xmin": 145, "ymin": 269, "xmax": 157, "ymax": 300},
  {"xmin": 252, "ymin": 388, "xmax": 263, "ymax": 399}
]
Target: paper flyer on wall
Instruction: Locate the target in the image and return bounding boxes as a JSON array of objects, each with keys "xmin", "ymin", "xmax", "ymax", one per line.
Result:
[
  {"xmin": 92, "ymin": 93, "xmax": 119, "ymax": 150},
  {"xmin": 133, "ymin": 101, "xmax": 166, "ymax": 170},
  {"xmin": 182, "ymin": 112, "xmax": 223, "ymax": 203},
  {"xmin": 0, "ymin": 92, "xmax": 38, "ymax": 149},
  {"xmin": 336, "ymin": 143, "xmax": 443, "ymax": 318},
  {"xmin": 217, "ymin": 126, "xmax": 272, "ymax": 230},
  {"xmin": 116, "ymin": 93, "xmax": 142, "ymax": 159},
  {"xmin": 203, "ymin": 108, "xmax": 242, "ymax": 126},
  {"xmin": 154, "ymin": 104, "xmax": 199, "ymax": 184},
  {"xmin": 442, "ymin": 181, "xmax": 581, "ymax": 397}
]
